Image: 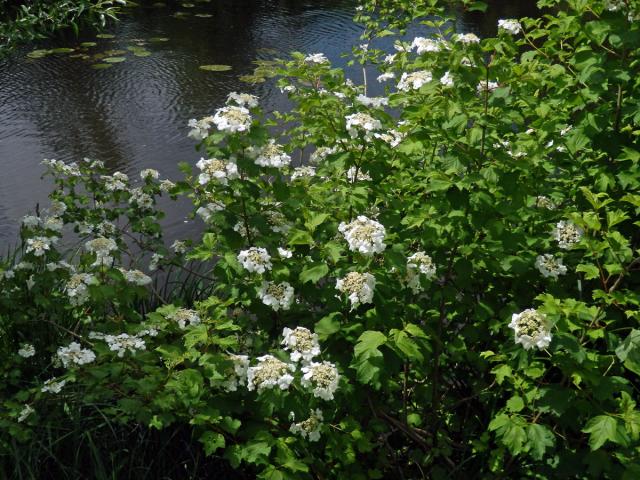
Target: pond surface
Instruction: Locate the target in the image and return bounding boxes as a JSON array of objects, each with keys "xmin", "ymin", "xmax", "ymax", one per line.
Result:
[{"xmin": 0, "ymin": 0, "xmax": 537, "ymax": 245}]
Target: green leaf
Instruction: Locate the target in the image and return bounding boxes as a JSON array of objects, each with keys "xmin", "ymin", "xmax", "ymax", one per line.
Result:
[
  {"xmin": 299, "ymin": 262, "xmax": 328, "ymax": 284},
  {"xmin": 304, "ymin": 213, "xmax": 330, "ymax": 232},
  {"xmin": 489, "ymin": 414, "xmax": 527, "ymax": 455},
  {"xmin": 576, "ymin": 264, "xmax": 601, "ymax": 280},
  {"xmin": 582, "ymin": 415, "xmax": 628, "ymax": 450},
  {"xmin": 199, "ymin": 431, "xmax": 225, "ymax": 456},
  {"xmin": 354, "ymin": 331, "xmax": 387, "ymax": 357},
  {"xmin": 526, "ymin": 424, "xmax": 555, "ymax": 460},
  {"xmin": 199, "ymin": 64, "xmax": 232, "ymax": 72},
  {"xmin": 393, "ymin": 331, "xmax": 423, "ymax": 362},
  {"xmin": 287, "ymin": 229, "xmax": 314, "ymax": 246},
  {"xmin": 315, "ymin": 313, "xmax": 341, "ymax": 339},
  {"xmin": 615, "ymin": 330, "xmax": 640, "ymax": 376}
]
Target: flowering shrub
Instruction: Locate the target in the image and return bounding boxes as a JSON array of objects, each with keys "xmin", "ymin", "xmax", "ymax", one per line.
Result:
[{"xmin": 2, "ymin": 0, "xmax": 640, "ymax": 477}]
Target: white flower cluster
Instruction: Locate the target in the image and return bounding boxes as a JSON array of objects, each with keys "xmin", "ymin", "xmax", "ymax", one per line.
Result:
[
  {"xmin": 196, "ymin": 157, "xmax": 239, "ymax": 185},
  {"xmin": 140, "ymin": 168, "xmax": 159, "ymax": 181},
  {"xmin": 477, "ymin": 80, "xmax": 500, "ymax": 94},
  {"xmin": 102, "ymin": 172, "xmax": 129, "ymax": 192},
  {"xmin": 166, "ymin": 308, "xmax": 201, "ymax": 329},
  {"xmin": 535, "ymin": 254, "xmax": 567, "ymax": 279},
  {"xmin": 553, "ymin": 221, "xmax": 583, "ymax": 249},
  {"xmin": 237, "ymin": 247, "xmax": 272, "ymax": 274},
  {"xmin": 278, "ymin": 247, "xmax": 293, "ymax": 258},
  {"xmin": 377, "ymin": 72, "xmax": 395, "ymax": 82},
  {"xmin": 25, "ymin": 236, "xmax": 55, "ymax": 257},
  {"xmin": 258, "ymin": 281, "xmax": 295, "ymax": 311},
  {"xmin": 160, "ymin": 179, "xmax": 175, "ymax": 192},
  {"xmin": 356, "ymin": 94, "xmax": 389, "ymax": 108},
  {"xmin": 48, "ymin": 200, "xmax": 67, "ymax": 217},
  {"xmin": 291, "ymin": 166, "xmax": 316, "ymax": 180},
  {"xmin": 85, "ymin": 237, "xmax": 117, "ymax": 267},
  {"xmin": 42, "ymin": 158, "xmax": 81, "ymax": 177},
  {"xmin": 508, "ymin": 309, "xmax": 552, "ymax": 350},
  {"xmin": 455, "ymin": 32, "xmax": 480, "ymax": 44},
  {"xmin": 42, "ymin": 378, "xmax": 67, "ymax": 394},
  {"xmin": 498, "ymin": 19, "xmax": 522, "ymax": 35},
  {"xmin": 250, "ymin": 140, "xmax": 291, "ymax": 168},
  {"xmin": 212, "ymin": 106, "xmax": 252, "ymax": 133},
  {"xmin": 65, "ymin": 273, "xmax": 96, "ymax": 306},
  {"xmin": 338, "ymin": 215, "xmax": 386, "ymax": 256},
  {"xmin": 304, "ymin": 53, "xmax": 329, "ymax": 65},
  {"xmin": 373, "ymin": 129, "xmax": 405, "ymax": 147},
  {"xmin": 128, "ymin": 188, "xmax": 154, "ymax": 210},
  {"xmin": 247, "ymin": 354, "xmax": 296, "ymax": 392},
  {"xmin": 221, "ymin": 354, "xmax": 250, "ymax": 392},
  {"xmin": 120, "ymin": 268, "xmax": 152, "ymax": 286},
  {"xmin": 309, "ymin": 146, "xmax": 337, "ymax": 164},
  {"xmin": 346, "ymin": 166, "xmax": 372, "ymax": 182},
  {"xmin": 187, "ymin": 116, "xmax": 214, "ymax": 141},
  {"xmin": 18, "ymin": 343, "xmax": 36, "ymax": 358},
  {"xmin": 440, "ymin": 71, "xmax": 454, "ymax": 87},
  {"xmin": 226, "ymin": 91, "xmax": 259, "ymax": 108},
  {"xmin": 397, "ymin": 70, "xmax": 432, "ymax": 91},
  {"xmin": 535, "ymin": 195, "xmax": 556, "ymax": 210},
  {"xmin": 196, "ymin": 201, "xmax": 225, "ymax": 222},
  {"xmin": 406, "ymin": 252, "xmax": 437, "ymax": 293},
  {"xmin": 18, "ymin": 404, "xmax": 34, "ymax": 423},
  {"xmin": 290, "ymin": 409, "xmax": 323, "ymax": 442},
  {"xmin": 57, "ymin": 342, "xmax": 96, "ymax": 368},
  {"xmin": 89, "ymin": 330, "xmax": 154, "ymax": 357},
  {"xmin": 282, "ymin": 327, "xmax": 320, "ymax": 363},
  {"xmin": 336, "ymin": 271, "xmax": 376, "ymax": 309},
  {"xmin": 301, "ymin": 361, "xmax": 340, "ymax": 401},
  {"xmin": 410, "ymin": 37, "xmax": 446, "ymax": 54},
  {"xmin": 345, "ymin": 112, "xmax": 382, "ymax": 139},
  {"xmin": 233, "ymin": 220, "xmax": 259, "ymax": 239}
]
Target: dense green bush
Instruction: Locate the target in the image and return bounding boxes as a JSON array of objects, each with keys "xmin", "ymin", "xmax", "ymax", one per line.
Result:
[{"xmin": 2, "ymin": 0, "xmax": 640, "ymax": 477}]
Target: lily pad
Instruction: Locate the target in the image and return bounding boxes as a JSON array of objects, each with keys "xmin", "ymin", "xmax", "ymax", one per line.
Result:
[
  {"xmin": 194, "ymin": 13, "xmax": 213, "ymax": 18},
  {"xmin": 105, "ymin": 49, "xmax": 127, "ymax": 56},
  {"xmin": 80, "ymin": 42, "xmax": 97, "ymax": 48},
  {"xmin": 27, "ymin": 49, "xmax": 52, "ymax": 59},
  {"xmin": 92, "ymin": 63, "xmax": 113, "ymax": 69},
  {"xmin": 133, "ymin": 50, "xmax": 151, "ymax": 57},
  {"xmin": 149, "ymin": 37, "xmax": 170, "ymax": 42},
  {"xmin": 199, "ymin": 64, "xmax": 232, "ymax": 72},
  {"xmin": 173, "ymin": 11, "xmax": 191, "ymax": 17},
  {"xmin": 239, "ymin": 74, "xmax": 266, "ymax": 84},
  {"xmin": 96, "ymin": 33, "xmax": 115, "ymax": 39},
  {"xmin": 181, "ymin": 2, "xmax": 195, "ymax": 7},
  {"xmin": 104, "ymin": 56, "xmax": 127, "ymax": 63},
  {"xmin": 152, "ymin": 2, "xmax": 166, "ymax": 7}
]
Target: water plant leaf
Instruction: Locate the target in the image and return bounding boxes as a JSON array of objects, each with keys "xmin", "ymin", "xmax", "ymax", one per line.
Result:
[
  {"xmin": 80, "ymin": 42, "xmax": 97, "ymax": 47},
  {"xmin": 26, "ymin": 49, "xmax": 52, "ymax": 59},
  {"xmin": 105, "ymin": 49, "xmax": 127, "ymax": 56},
  {"xmin": 194, "ymin": 13, "xmax": 213, "ymax": 18},
  {"xmin": 96, "ymin": 34, "xmax": 115, "ymax": 39},
  {"xmin": 199, "ymin": 64, "xmax": 232, "ymax": 72},
  {"xmin": 149, "ymin": 37, "xmax": 170, "ymax": 42},
  {"xmin": 104, "ymin": 57, "xmax": 126, "ymax": 63}
]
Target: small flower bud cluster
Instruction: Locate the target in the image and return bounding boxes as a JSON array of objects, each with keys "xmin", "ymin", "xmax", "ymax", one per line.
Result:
[
  {"xmin": 85, "ymin": 237, "xmax": 118, "ymax": 267},
  {"xmin": 196, "ymin": 157, "xmax": 239, "ymax": 185},
  {"xmin": 57, "ymin": 342, "xmax": 96, "ymax": 368},
  {"xmin": 498, "ymin": 19, "xmax": 522, "ymax": 35},
  {"xmin": 18, "ymin": 343, "xmax": 36, "ymax": 358},
  {"xmin": 222, "ymin": 354, "xmax": 250, "ymax": 392},
  {"xmin": 212, "ymin": 106, "xmax": 252, "ymax": 133},
  {"xmin": 345, "ymin": 112, "xmax": 382, "ymax": 139},
  {"xmin": 508, "ymin": 309, "xmax": 552, "ymax": 350},
  {"xmin": 553, "ymin": 221, "xmax": 583, "ymax": 249},
  {"xmin": 406, "ymin": 252, "xmax": 437, "ymax": 293},
  {"xmin": 166, "ymin": 308, "xmax": 201, "ymax": 329},
  {"xmin": 237, "ymin": 247, "xmax": 272, "ymax": 274},
  {"xmin": 281, "ymin": 327, "xmax": 320, "ymax": 363},
  {"xmin": 65, "ymin": 273, "xmax": 96, "ymax": 306},
  {"xmin": 226, "ymin": 92, "xmax": 259, "ymax": 108},
  {"xmin": 535, "ymin": 254, "xmax": 567, "ymax": 279},
  {"xmin": 289, "ymin": 409, "xmax": 323, "ymax": 442},
  {"xmin": 301, "ymin": 361, "xmax": 340, "ymax": 401},
  {"xmin": 397, "ymin": 70, "xmax": 432, "ymax": 91},
  {"xmin": 336, "ymin": 271, "xmax": 376, "ymax": 309},
  {"xmin": 259, "ymin": 281, "xmax": 295, "ymax": 311},
  {"xmin": 187, "ymin": 116, "xmax": 214, "ymax": 141},
  {"xmin": 247, "ymin": 354, "xmax": 296, "ymax": 392},
  {"xmin": 339, "ymin": 215, "xmax": 386, "ymax": 256}
]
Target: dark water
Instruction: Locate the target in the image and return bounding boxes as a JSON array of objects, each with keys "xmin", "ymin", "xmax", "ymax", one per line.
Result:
[{"xmin": 0, "ymin": 0, "xmax": 537, "ymax": 244}]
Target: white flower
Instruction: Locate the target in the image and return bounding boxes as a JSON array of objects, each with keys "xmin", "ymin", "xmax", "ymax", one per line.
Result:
[
  {"xmin": 246, "ymin": 354, "xmax": 296, "ymax": 393},
  {"xmin": 282, "ymin": 327, "xmax": 320, "ymax": 363},
  {"xmin": 43, "ymin": 216, "xmax": 64, "ymax": 233},
  {"xmin": 280, "ymin": 84, "xmax": 296, "ymax": 94},
  {"xmin": 291, "ymin": 166, "xmax": 316, "ymax": 180},
  {"xmin": 553, "ymin": 221, "xmax": 583, "ymax": 249},
  {"xmin": 233, "ymin": 220, "xmax": 260, "ymax": 239},
  {"xmin": 103, "ymin": 333, "xmax": 146, "ymax": 357},
  {"xmin": 397, "ymin": 70, "xmax": 432, "ymax": 91},
  {"xmin": 222, "ymin": 354, "xmax": 250, "ymax": 392},
  {"xmin": 301, "ymin": 361, "xmax": 339, "ymax": 400},
  {"xmin": 140, "ymin": 168, "xmax": 159, "ymax": 180},
  {"xmin": 336, "ymin": 271, "xmax": 376, "ymax": 309},
  {"xmin": 345, "ymin": 112, "xmax": 382, "ymax": 139},
  {"xmin": 477, "ymin": 80, "xmax": 499, "ymax": 94},
  {"xmin": 498, "ymin": 19, "xmax": 522, "ymax": 35},
  {"xmin": 85, "ymin": 237, "xmax": 117, "ymax": 267},
  {"xmin": 237, "ymin": 247, "xmax": 272, "ymax": 274},
  {"xmin": 373, "ymin": 129, "xmax": 405, "ymax": 147},
  {"xmin": 304, "ymin": 53, "xmax": 329, "ymax": 65},
  {"xmin": 455, "ymin": 32, "xmax": 481, "ymax": 44},
  {"xmin": 411, "ymin": 37, "xmax": 445, "ymax": 54},
  {"xmin": 508, "ymin": 309, "xmax": 552, "ymax": 350},
  {"xmin": 22, "ymin": 215, "xmax": 41, "ymax": 228},
  {"xmin": 129, "ymin": 187, "xmax": 154, "ymax": 210},
  {"xmin": 102, "ymin": 172, "xmax": 129, "ymax": 191},
  {"xmin": 25, "ymin": 236, "xmax": 54, "ymax": 257},
  {"xmin": 356, "ymin": 94, "xmax": 389, "ymax": 108},
  {"xmin": 339, "ymin": 215, "xmax": 386, "ymax": 256},
  {"xmin": 384, "ymin": 53, "xmax": 397, "ymax": 64},
  {"xmin": 65, "ymin": 273, "xmax": 96, "ymax": 306},
  {"xmin": 440, "ymin": 71, "xmax": 454, "ymax": 87},
  {"xmin": 249, "ymin": 140, "xmax": 291, "ymax": 168},
  {"xmin": 226, "ymin": 92, "xmax": 259, "ymax": 108},
  {"xmin": 41, "ymin": 378, "xmax": 67, "ymax": 394},
  {"xmin": 196, "ymin": 157, "xmax": 240, "ymax": 185},
  {"xmin": 259, "ymin": 282, "xmax": 295, "ymax": 311},
  {"xmin": 212, "ymin": 106, "xmax": 252, "ymax": 133},
  {"xmin": 18, "ymin": 404, "xmax": 34, "ymax": 422},
  {"xmin": 171, "ymin": 240, "xmax": 188, "ymax": 254},
  {"xmin": 560, "ymin": 125, "xmax": 572, "ymax": 136},
  {"xmin": 187, "ymin": 115, "xmax": 214, "ymax": 140},
  {"xmin": 290, "ymin": 409, "xmax": 323, "ymax": 442},
  {"xmin": 196, "ymin": 202, "xmax": 225, "ymax": 222},
  {"xmin": 535, "ymin": 254, "xmax": 568, "ymax": 279},
  {"xmin": 377, "ymin": 72, "xmax": 395, "ymax": 82},
  {"xmin": 166, "ymin": 308, "xmax": 201, "ymax": 329},
  {"xmin": 48, "ymin": 200, "xmax": 67, "ymax": 217},
  {"xmin": 57, "ymin": 342, "xmax": 96, "ymax": 368},
  {"xmin": 149, "ymin": 253, "xmax": 164, "ymax": 271},
  {"xmin": 18, "ymin": 343, "xmax": 36, "ymax": 358},
  {"xmin": 121, "ymin": 268, "xmax": 152, "ymax": 286},
  {"xmin": 309, "ymin": 146, "xmax": 337, "ymax": 164},
  {"xmin": 535, "ymin": 195, "xmax": 556, "ymax": 210},
  {"xmin": 278, "ymin": 247, "xmax": 293, "ymax": 258},
  {"xmin": 406, "ymin": 252, "xmax": 436, "ymax": 293},
  {"xmin": 159, "ymin": 179, "xmax": 176, "ymax": 192},
  {"xmin": 26, "ymin": 275, "xmax": 35, "ymax": 290}
]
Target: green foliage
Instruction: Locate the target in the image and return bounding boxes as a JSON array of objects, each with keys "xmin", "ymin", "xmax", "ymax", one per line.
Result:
[{"xmin": 3, "ymin": 0, "xmax": 640, "ymax": 477}]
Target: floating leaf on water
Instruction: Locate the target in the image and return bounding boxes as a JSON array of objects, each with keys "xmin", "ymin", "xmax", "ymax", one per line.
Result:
[
  {"xmin": 96, "ymin": 34, "xmax": 115, "ymax": 39},
  {"xmin": 80, "ymin": 42, "xmax": 97, "ymax": 48},
  {"xmin": 51, "ymin": 48, "xmax": 76, "ymax": 54},
  {"xmin": 133, "ymin": 50, "xmax": 151, "ymax": 57},
  {"xmin": 104, "ymin": 57, "xmax": 127, "ymax": 63},
  {"xmin": 181, "ymin": 2, "xmax": 195, "ymax": 7},
  {"xmin": 239, "ymin": 75, "xmax": 266, "ymax": 84},
  {"xmin": 194, "ymin": 13, "xmax": 213, "ymax": 18},
  {"xmin": 149, "ymin": 37, "xmax": 170, "ymax": 42},
  {"xmin": 173, "ymin": 11, "xmax": 191, "ymax": 18},
  {"xmin": 105, "ymin": 49, "xmax": 127, "ymax": 56},
  {"xmin": 92, "ymin": 53, "xmax": 106, "ymax": 60},
  {"xmin": 26, "ymin": 49, "xmax": 52, "ymax": 59},
  {"xmin": 152, "ymin": 2, "xmax": 166, "ymax": 7},
  {"xmin": 199, "ymin": 64, "xmax": 232, "ymax": 72},
  {"xmin": 92, "ymin": 63, "xmax": 114, "ymax": 69},
  {"xmin": 69, "ymin": 54, "xmax": 85, "ymax": 58}
]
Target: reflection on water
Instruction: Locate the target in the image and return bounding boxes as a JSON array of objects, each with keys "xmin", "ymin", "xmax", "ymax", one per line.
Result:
[{"xmin": 0, "ymin": 0, "xmax": 537, "ymax": 243}]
